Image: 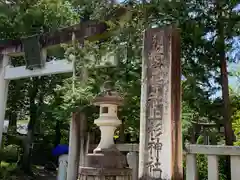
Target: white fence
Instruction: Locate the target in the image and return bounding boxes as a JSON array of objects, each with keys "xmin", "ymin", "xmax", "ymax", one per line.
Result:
[{"xmin": 185, "ymin": 144, "xmax": 240, "ymax": 180}]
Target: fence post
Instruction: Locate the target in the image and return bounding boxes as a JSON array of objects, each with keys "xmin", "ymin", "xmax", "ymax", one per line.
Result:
[
  {"xmin": 58, "ymin": 154, "xmax": 68, "ymax": 180},
  {"xmin": 127, "ymin": 151, "xmax": 139, "ymax": 180}
]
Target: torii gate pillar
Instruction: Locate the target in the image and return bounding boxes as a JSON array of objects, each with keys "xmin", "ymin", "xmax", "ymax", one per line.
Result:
[
  {"xmin": 138, "ymin": 27, "xmax": 183, "ymax": 180},
  {"xmin": 0, "ymin": 54, "xmax": 9, "ymax": 145}
]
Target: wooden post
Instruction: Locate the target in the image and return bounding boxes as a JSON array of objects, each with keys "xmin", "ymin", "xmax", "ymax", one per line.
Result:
[
  {"xmin": 138, "ymin": 27, "xmax": 182, "ymax": 180},
  {"xmin": 0, "ymin": 55, "xmax": 10, "ymax": 146},
  {"xmin": 67, "ymin": 112, "xmax": 87, "ymax": 180}
]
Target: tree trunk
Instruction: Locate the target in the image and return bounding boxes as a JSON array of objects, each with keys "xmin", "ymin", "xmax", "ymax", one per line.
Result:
[
  {"xmin": 220, "ymin": 53, "xmax": 234, "ymax": 146},
  {"xmin": 21, "ymin": 130, "xmax": 34, "ymax": 174},
  {"xmin": 216, "ymin": 0, "xmax": 234, "ymax": 147},
  {"xmin": 215, "ymin": 2, "xmax": 233, "ymax": 179},
  {"xmin": 7, "ymin": 80, "xmax": 21, "ymax": 134},
  {"xmin": 119, "ymin": 119, "xmax": 125, "ymax": 143},
  {"xmin": 54, "ymin": 120, "xmax": 61, "ymax": 147},
  {"xmin": 20, "ymin": 77, "xmax": 40, "ymax": 174},
  {"xmin": 8, "ymin": 112, "xmax": 17, "ymax": 134}
]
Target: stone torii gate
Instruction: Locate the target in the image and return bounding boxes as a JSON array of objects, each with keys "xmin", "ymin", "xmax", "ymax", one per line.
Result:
[
  {"xmin": 0, "ymin": 7, "xmax": 132, "ymax": 180},
  {"xmin": 0, "ymin": 14, "xmax": 182, "ymax": 180},
  {"xmin": 0, "ymin": 20, "xmax": 108, "ymax": 145},
  {"xmin": 0, "ymin": 20, "xmax": 120, "ymax": 180}
]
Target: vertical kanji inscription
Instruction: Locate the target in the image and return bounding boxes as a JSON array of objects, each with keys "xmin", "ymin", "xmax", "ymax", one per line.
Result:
[{"xmin": 139, "ymin": 27, "xmax": 182, "ymax": 180}]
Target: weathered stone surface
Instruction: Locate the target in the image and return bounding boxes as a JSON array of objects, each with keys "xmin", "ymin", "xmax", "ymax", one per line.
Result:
[
  {"xmin": 0, "ymin": 21, "xmax": 107, "ymax": 53},
  {"xmin": 79, "ymin": 167, "xmax": 132, "ymax": 180},
  {"xmin": 79, "ymin": 167, "xmax": 132, "ymax": 176},
  {"xmin": 138, "ymin": 27, "xmax": 182, "ymax": 180},
  {"xmin": 67, "ymin": 112, "xmax": 87, "ymax": 180},
  {"xmin": 87, "ymin": 147, "xmax": 127, "ymax": 169},
  {"xmin": 23, "ymin": 35, "xmax": 44, "ymax": 70},
  {"xmin": 0, "ymin": 6, "xmax": 132, "ymax": 55}
]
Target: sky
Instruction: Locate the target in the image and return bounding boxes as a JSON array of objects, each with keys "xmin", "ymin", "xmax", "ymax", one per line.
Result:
[
  {"xmin": 229, "ymin": 63, "xmax": 239, "ymax": 91},
  {"xmin": 228, "ymin": 5, "xmax": 240, "ymax": 93}
]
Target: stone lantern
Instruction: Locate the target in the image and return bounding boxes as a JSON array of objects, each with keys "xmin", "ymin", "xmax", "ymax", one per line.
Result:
[
  {"xmin": 79, "ymin": 81, "xmax": 132, "ymax": 180},
  {"xmin": 93, "ymin": 86, "xmax": 123, "ymax": 152}
]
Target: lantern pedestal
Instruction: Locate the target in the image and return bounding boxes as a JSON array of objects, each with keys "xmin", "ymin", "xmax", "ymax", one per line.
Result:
[
  {"xmin": 87, "ymin": 147, "xmax": 127, "ymax": 168},
  {"xmin": 80, "ymin": 147, "xmax": 131, "ymax": 180},
  {"xmin": 79, "ymin": 167, "xmax": 132, "ymax": 180}
]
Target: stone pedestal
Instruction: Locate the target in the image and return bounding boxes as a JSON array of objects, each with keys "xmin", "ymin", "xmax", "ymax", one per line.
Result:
[
  {"xmin": 79, "ymin": 143, "xmax": 132, "ymax": 180},
  {"xmin": 79, "ymin": 147, "xmax": 131, "ymax": 180},
  {"xmin": 87, "ymin": 147, "xmax": 127, "ymax": 169},
  {"xmin": 79, "ymin": 167, "xmax": 132, "ymax": 180}
]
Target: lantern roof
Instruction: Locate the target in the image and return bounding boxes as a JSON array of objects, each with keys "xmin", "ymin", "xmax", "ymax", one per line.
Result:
[
  {"xmin": 93, "ymin": 81, "xmax": 123, "ymax": 106},
  {"xmin": 93, "ymin": 92, "xmax": 123, "ymax": 106}
]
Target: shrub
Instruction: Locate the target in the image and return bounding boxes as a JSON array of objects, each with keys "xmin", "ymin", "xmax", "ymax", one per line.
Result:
[{"xmin": 0, "ymin": 145, "xmax": 19, "ymax": 163}]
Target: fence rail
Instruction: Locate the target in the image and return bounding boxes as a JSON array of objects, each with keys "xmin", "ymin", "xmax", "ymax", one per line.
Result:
[{"xmin": 185, "ymin": 144, "xmax": 240, "ymax": 180}]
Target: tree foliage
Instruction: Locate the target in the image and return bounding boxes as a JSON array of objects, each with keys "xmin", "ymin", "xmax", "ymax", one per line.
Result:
[{"xmin": 0, "ymin": 0, "xmax": 239, "ymax": 178}]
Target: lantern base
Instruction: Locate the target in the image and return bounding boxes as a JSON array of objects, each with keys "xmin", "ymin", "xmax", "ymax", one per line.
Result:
[
  {"xmin": 79, "ymin": 167, "xmax": 132, "ymax": 180},
  {"xmin": 86, "ymin": 146, "xmax": 127, "ymax": 169}
]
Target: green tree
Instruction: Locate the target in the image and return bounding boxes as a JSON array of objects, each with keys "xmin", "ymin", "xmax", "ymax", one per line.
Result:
[{"xmin": 1, "ymin": 0, "xmax": 79, "ymax": 173}]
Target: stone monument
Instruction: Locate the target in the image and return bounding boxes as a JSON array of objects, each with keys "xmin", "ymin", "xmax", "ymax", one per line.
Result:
[
  {"xmin": 79, "ymin": 81, "xmax": 132, "ymax": 180},
  {"xmin": 138, "ymin": 27, "xmax": 182, "ymax": 180}
]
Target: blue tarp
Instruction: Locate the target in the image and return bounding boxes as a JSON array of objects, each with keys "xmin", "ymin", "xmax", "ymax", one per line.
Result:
[{"xmin": 52, "ymin": 144, "xmax": 69, "ymax": 156}]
